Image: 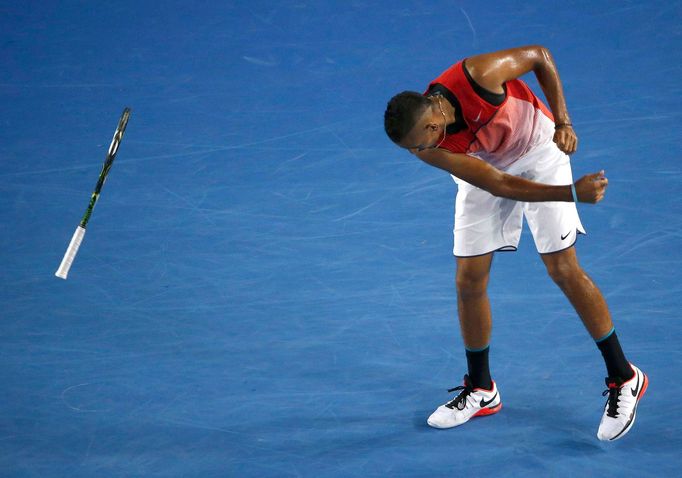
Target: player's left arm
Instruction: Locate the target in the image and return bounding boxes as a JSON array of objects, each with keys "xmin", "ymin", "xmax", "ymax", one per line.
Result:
[{"xmin": 464, "ymin": 45, "xmax": 577, "ymax": 155}]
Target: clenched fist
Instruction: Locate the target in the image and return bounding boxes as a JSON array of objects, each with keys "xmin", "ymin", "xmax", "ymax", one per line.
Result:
[
  {"xmin": 575, "ymin": 171, "xmax": 608, "ymax": 204},
  {"xmin": 554, "ymin": 124, "xmax": 577, "ymax": 154}
]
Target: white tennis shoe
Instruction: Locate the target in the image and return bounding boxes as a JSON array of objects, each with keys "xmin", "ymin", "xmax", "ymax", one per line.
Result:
[
  {"xmin": 427, "ymin": 375, "xmax": 502, "ymax": 429},
  {"xmin": 597, "ymin": 363, "xmax": 648, "ymax": 441}
]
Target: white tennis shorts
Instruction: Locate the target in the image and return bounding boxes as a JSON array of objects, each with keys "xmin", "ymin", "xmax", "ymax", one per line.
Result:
[{"xmin": 452, "ymin": 141, "xmax": 586, "ymax": 257}]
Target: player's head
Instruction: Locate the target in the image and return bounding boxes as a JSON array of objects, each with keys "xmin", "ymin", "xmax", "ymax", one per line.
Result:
[{"xmin": 384, "ymin": 91, "xmax": 445, "ymax": 153}]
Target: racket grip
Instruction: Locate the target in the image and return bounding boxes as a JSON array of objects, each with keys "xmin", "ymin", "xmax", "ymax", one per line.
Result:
[{"xmin": 55, "ymin": 226, "xmax": 86, "ymax": 279}]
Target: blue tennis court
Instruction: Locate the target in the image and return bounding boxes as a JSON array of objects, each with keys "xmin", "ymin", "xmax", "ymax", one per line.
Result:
[{"xmin": 2, "ymin": 1, "xmax": 681, "ymax": 476}]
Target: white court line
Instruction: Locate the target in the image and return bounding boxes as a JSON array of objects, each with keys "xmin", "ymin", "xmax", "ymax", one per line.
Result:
[{"xmin": 460, "ymin": 7, "xmax": 477, "ymax": 46}]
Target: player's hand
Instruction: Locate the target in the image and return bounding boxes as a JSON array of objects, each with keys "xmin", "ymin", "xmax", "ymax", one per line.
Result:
[
  {"xmin": 575, "ymin": 171, "xmax": 608, "ymax": 203},
  {"xmin": 553, "ymin": 125, "xmax": 577, "ymax": 154}
]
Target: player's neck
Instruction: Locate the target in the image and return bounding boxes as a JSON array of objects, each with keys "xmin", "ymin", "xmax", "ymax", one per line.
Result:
[{"xmin": 438, "ymin": 96, "xmax": 457, "ymax": 125}]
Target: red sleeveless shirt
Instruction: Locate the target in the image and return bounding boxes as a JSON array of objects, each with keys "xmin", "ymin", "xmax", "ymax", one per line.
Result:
[{"xmin": 425, "ymin": 60, "xmax": 555, "ymax": 170}]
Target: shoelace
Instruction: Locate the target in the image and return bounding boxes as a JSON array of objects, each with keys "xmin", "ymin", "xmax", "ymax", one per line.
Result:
[
  {"xmin": 445, "ymin": 384, "xmax": 473, "ymax": 410},
  {"xmin": 602, "ymin": 383, "xmax": 622, "ymax": 418}
]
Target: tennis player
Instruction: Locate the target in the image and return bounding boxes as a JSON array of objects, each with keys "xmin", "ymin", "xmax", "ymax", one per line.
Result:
[{"xmin": 384, "ymin": 45, "xmax": 646, "ymax": 441}]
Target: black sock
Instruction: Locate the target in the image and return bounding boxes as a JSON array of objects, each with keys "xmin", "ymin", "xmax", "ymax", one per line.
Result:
[
  {"xmin": 466, "ymin": 346, "xmax": 493, "ymax": 390},
  {"xmin": 596, "ymin": 329, "xmax": 634, "ymax": 380}
]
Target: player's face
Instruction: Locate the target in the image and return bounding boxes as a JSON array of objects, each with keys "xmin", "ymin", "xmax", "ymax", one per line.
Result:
[{"xmin": 398, "ymin": 103, "xmax": 444, "ymax": 154}]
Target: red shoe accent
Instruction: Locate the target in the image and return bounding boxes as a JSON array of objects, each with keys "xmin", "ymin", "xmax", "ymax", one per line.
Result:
[
  {"xmin": 638, "ymin": 373, "xmax": 649, "ymax": 400},
  {"xmin": 474, "ymin": 402, "xmax": 502, "ymax": 417}
]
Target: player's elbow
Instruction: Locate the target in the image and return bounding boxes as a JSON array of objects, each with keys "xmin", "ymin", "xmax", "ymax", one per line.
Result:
[{"xmin": 533, "ymin": 45, "xmax": 552, "ymax": 69}]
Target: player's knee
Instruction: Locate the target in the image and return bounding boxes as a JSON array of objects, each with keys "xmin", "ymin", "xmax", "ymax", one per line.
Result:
[
  {"xmin": 456, "ymin": 269, "xmax": 489, "ymax": 299},
  {"xmin": 545, "ymin": 258, "xmax": 581, "ymax": 287}
]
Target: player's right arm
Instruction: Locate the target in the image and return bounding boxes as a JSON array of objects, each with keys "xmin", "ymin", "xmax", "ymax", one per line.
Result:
[
  {"xmin": 464, "ymin": 45, "xmax": 577, "ymax": 155},
  {"xmin": 415, "ymin": 148, "xmax": 607, "ymax": 203}
]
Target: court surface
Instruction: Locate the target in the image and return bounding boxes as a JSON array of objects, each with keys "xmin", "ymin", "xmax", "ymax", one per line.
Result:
[{"xmin": 2, "ymin": 1, "xmax": 681, "ymax": 476}]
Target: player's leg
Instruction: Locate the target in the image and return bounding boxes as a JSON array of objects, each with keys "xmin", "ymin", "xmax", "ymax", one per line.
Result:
[
  {"xmin": 540, "ymin": 246, "xmax": 647, "ymax": 441},
  {"xmin": 523, "ymin": 141, "xmax": 646, "ymax": 440},
  {"xmin": 427, "ymin": 253, "xmax": 502, "ymax": 429},
  {"xmin": 450, "ymin": 177, "xmax": 520, "ymax": 383},
  {"xmin": 540, "ymin": 246, "xmax": 614, "ymax": 340},
  {"xmin": 456, "ymin": 253, "xmax": 494, "ymax": 390},
  {"xmin": 522, "ymin": 138, "xmax": 646, "ymax": 441},
  {"xmin": 428, "ymin": 177, "xmax": 520, "ymax": 430},
  {"xmin": 456, "ymin": 253, "xmax": 494, "ymax": 353},
  {"xmin": 521, "ymin": 141, "xmax": 633, "ymax": 381},
  {"xmin": 541, "ymin": 246, "xmax": 633, "ymax": 378}
]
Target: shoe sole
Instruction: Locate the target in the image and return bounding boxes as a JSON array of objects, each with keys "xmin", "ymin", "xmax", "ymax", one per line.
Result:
[{"xmin": 606, "ymin": 371, "xmax": 648, "ymax": 441}]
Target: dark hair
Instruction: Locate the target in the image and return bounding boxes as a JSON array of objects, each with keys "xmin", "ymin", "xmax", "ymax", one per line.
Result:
[{"xmin": 384, "ymin": 91, "xmax": 431, "ymax": 144}]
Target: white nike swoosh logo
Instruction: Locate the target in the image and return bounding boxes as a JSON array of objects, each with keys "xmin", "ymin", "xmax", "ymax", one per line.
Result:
[{"xmin": 473, "ymin": 110, "xmax": 482, "ymax": 122}]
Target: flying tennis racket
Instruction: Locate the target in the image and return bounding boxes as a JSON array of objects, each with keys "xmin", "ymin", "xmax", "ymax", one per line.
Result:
[{"xmin": 55, "ymin": 107, "xmax": 131, "ymax": 279}]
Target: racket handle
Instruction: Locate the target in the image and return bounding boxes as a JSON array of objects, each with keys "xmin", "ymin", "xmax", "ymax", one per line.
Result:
[{"xmin": 55, "ymin": 226, "xmax": 86, "ymax": 279}]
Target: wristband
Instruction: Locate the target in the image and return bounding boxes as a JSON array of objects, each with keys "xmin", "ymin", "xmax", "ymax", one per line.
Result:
[
  {"xmin": 570, "ymin": 183, "xmax": 578, "ymax": 203},
  {"xmin": 555, "ymin": 123, "xmax": 573, "ymax": 129}
]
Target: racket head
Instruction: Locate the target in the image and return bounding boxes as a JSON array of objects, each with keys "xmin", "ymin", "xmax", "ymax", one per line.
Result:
[{"xmin": 107, "ymin": 107, "xmax": 131, "ymax": 159}]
